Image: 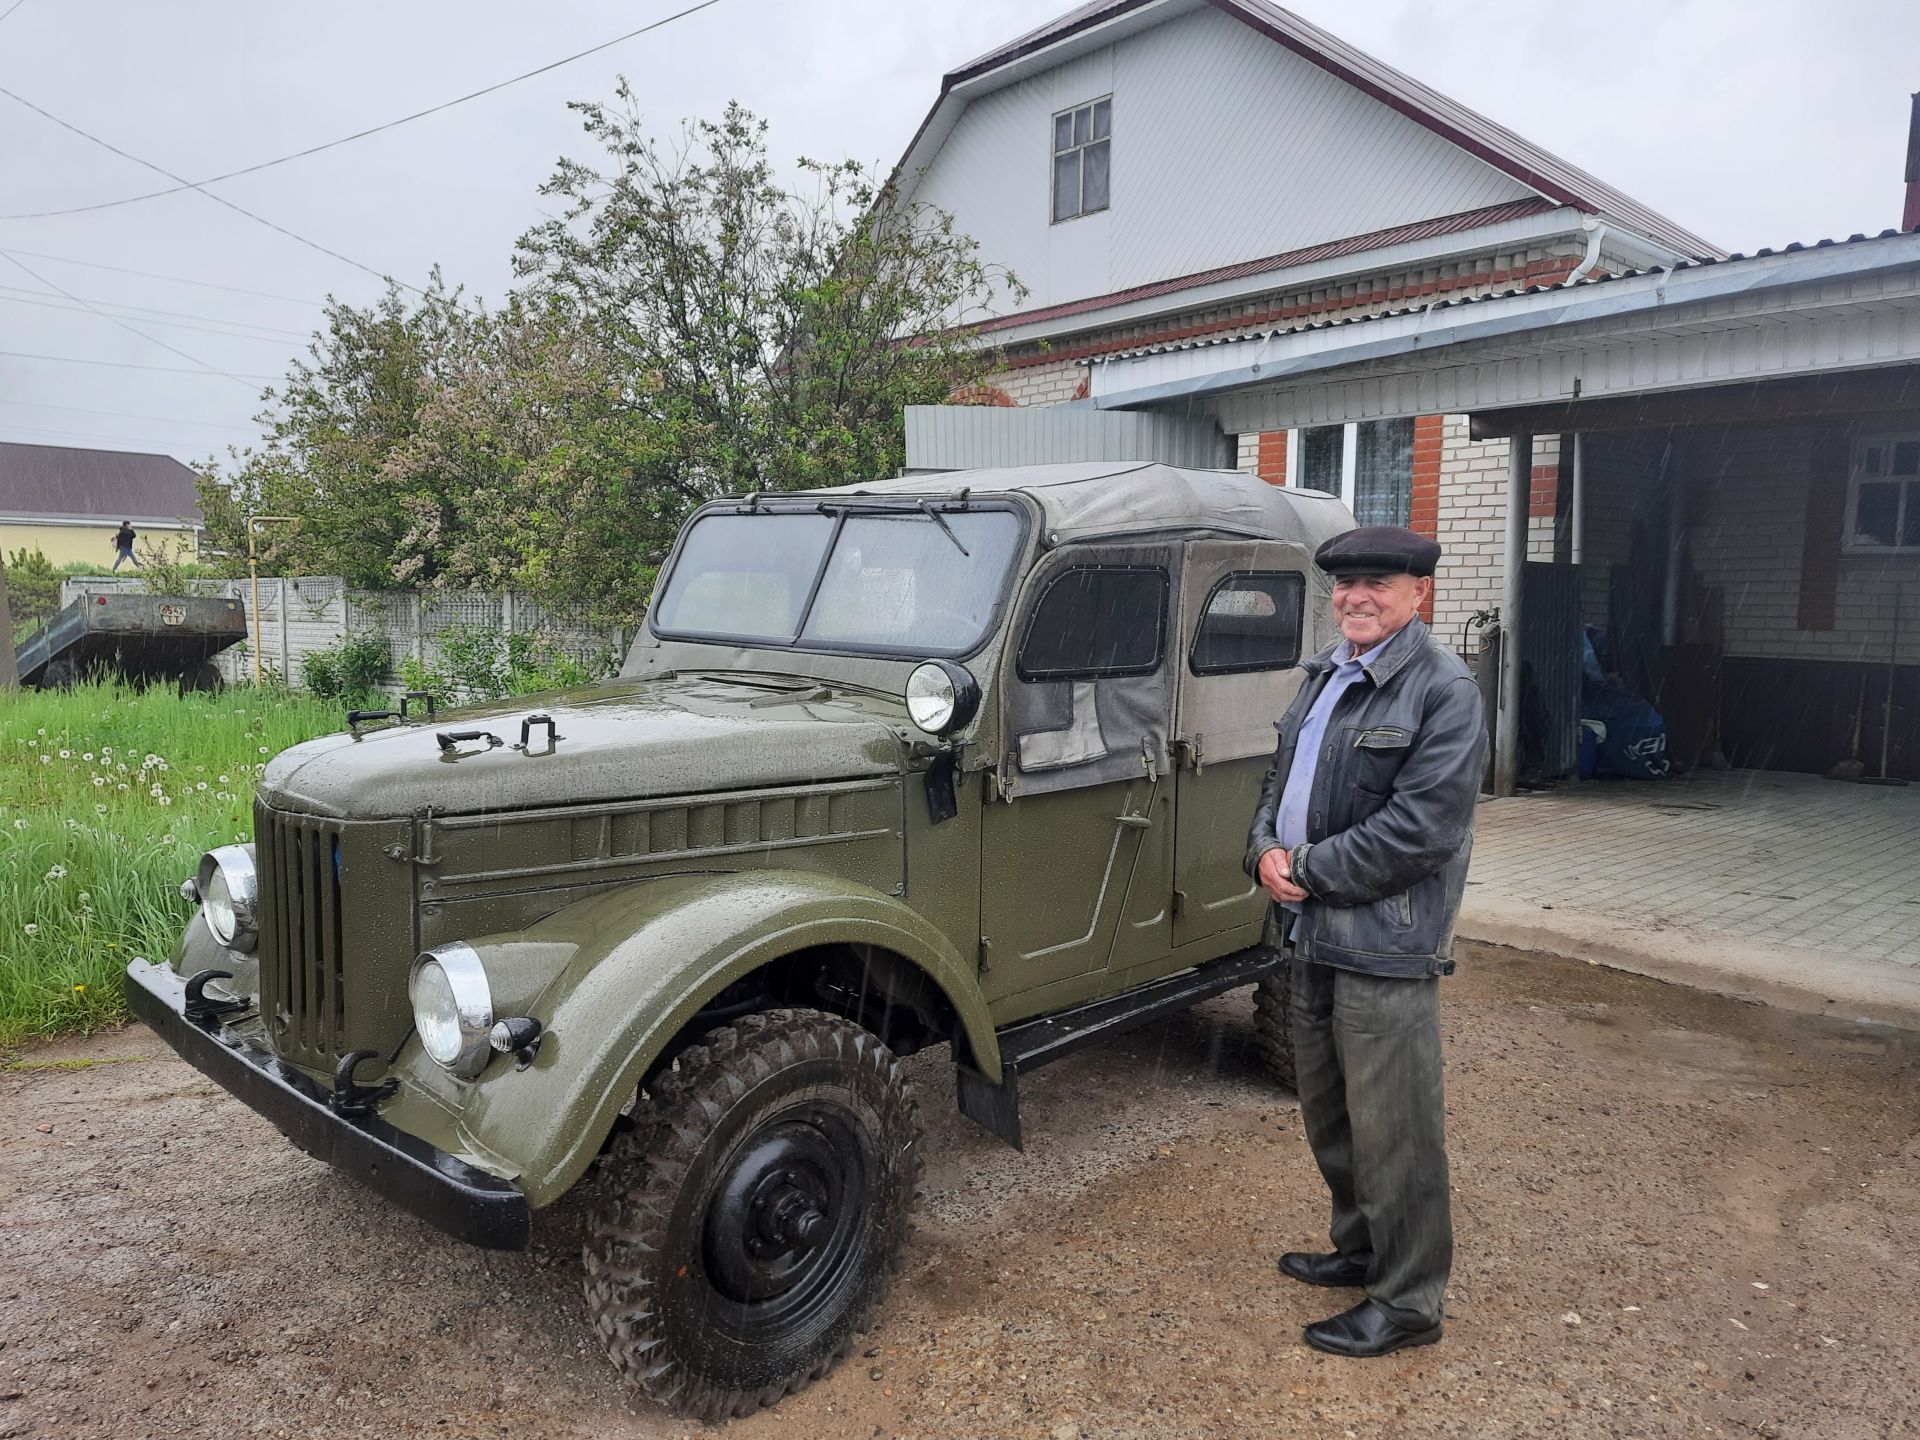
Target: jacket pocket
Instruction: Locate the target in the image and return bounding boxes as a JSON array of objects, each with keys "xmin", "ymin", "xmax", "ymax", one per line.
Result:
[{"xmin": 1352, "ymin": 725, "xmax": 1415, "ymax": 792}]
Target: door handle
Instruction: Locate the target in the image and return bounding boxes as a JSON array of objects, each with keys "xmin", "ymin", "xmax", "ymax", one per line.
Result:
[{"xmin": 1115, "ymin": 811, "xmax": 1152, "ymax": 830}]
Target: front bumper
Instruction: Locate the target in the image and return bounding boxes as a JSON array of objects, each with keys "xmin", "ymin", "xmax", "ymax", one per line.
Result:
[{"xmin": 126, "ymin": 959, "xmax": 531, "ymax": 1249}]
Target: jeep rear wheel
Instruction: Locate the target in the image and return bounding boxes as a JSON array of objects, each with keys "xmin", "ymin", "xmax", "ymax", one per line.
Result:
[
  {"xmin": 1251, "ymin": 959, "xmax": 1297, "ymax": 1092},
  {"xmin": 583, "ymin": 1008, "xmax": 923, "ymax": 1421}
]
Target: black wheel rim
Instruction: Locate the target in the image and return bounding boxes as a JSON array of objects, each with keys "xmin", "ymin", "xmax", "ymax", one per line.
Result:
[{"xmin": 698, "ymin": 1101, "xmax": 873, "ymax": 1340}]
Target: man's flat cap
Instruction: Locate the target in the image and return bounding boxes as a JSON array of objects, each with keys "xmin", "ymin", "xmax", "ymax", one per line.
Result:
[{"xmin": 1314, "ymin": 525, "xmax": 1441, "ymax": 577}]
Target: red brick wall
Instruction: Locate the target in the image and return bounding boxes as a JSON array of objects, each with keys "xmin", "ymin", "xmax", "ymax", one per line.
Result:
[
  {"xmin": 1256, "ymin": 430, "xmax": 1289, "ymax": 486},
  {"xmin": 1410, "ymin": 415, "xmax": 1443, "ymax": 623},
  {"xmin": 1528, "ymin": 463, "xmax": 1560, "ymax": 518}
]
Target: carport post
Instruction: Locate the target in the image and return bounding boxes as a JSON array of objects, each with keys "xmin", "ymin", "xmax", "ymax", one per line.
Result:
[{"xmin": 1495, "ymin": 432, "xmax": 1532, "ymax": 796}]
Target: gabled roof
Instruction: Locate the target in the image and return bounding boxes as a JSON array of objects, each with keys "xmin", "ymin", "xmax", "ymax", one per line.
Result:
[
  {"xmin": 0, "ymin": 441, "xmax": 203, "ymax": 524},
  {"xmin": 911, "ymin": 0, "xmax": 1720, "ymax": 261}
]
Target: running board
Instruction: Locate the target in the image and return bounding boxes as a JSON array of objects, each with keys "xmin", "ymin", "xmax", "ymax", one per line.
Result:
[{"xmin": 954, "ymin": 944, "xmax": 1282, "ymax": 1150}]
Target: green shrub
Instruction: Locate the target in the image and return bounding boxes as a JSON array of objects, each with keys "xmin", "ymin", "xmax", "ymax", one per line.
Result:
[
  {"xmin": 423, "ymin": 624, "xmax": 613, "ymax": 703},
  {"xmin": 301, "ymin": 633, "xmax": 391, "ymax": 700}
]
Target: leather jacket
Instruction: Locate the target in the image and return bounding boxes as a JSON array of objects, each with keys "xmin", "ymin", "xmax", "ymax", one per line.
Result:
[{"xmin": 1243, "ymin": 614, "xmax": 1487, "ymax": 979}]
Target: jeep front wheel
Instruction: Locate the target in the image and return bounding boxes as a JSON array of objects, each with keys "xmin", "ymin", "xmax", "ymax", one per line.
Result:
[{"xmin": 583, "ymin": 1008, "xmax": 923, "ymax": 1421}]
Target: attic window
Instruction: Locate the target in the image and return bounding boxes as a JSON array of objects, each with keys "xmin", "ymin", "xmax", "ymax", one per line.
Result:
[{"xmin": 1052, "ymin": 98, "xmax": 1112, "ymax": 223}]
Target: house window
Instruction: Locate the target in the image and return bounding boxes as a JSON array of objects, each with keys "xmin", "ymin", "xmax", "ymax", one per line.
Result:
[
  {"xmin": 1848, "ymin": 434, "xmax": 1920, "ymax": 550},
  {"xmin": 1290, "ymin": 420, "xmax": 1414, "ymax": 524},
  {"xmin": 1051, "ymin": 98, "xmax": 1112, "ymax": 223}
]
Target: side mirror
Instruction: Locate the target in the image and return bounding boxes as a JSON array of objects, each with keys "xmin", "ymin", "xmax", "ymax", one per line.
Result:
[{"xmin": 905, "ymin": 660, "xmax": 981, "ymax": 737}]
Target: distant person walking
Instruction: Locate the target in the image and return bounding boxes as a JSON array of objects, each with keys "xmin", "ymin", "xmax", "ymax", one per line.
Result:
[{"xmin": 111, "ymin": 521, "xmax": 139, "ymax": 571}]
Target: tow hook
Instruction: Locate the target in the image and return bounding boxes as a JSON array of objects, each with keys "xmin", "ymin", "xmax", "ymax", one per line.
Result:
[
  {"xmin": 330, "ymin": 1050, "xmax": 399, "ymax": 1118},
  {"xmin": 182, "ymin": 968, "xmax": 248, "ymax": 1023}
]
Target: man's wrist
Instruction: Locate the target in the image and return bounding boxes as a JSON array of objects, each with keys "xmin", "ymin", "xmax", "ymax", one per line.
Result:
[{"xmin": 1287, "ymin": 842, "xmax": 1317, "ymax": 898}]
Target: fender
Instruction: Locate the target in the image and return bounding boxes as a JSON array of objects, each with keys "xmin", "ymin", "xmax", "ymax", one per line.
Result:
[{"xmin": 437, "ymin": 870, "xmax": 999, "ymax": 1209}]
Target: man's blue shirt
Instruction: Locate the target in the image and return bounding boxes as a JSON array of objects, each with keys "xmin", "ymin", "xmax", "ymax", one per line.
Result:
[{"xmin": 1272, "ymin": 633, "xmax": 1390, "ymax": 914}]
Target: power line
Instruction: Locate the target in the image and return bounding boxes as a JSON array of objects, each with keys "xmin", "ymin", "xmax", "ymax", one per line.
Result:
[
  {"xmin": 0, "ymin": 348, "xmax": 281, "ymax": 380},
  {"xmin": 0, "ymin": 422, "xmax": 213, "ymax": 453},
  {"xmin": 0, "ymin": 91, "xmax": 421, "ymax": 296},
  {"xmin": 0, "ymin": 289, "xmax": 312, "ymax": 343},
  {"xmin": 0, "ymin": 247, "xmax": 322, "ymax": 306},
  {"xmin": 0, "ymin": 397, "xmax": 258, "ymax": 431},
  {"xmin": 0, "ymin": 0, "xmax": 727, "ymax": 222},
  {"xmin": 0, "ymin": 1, "xmax": 30, "ymax": 25},
  {"xmin": 0, "ymin": 249, "xmax": 258, "ymax": 390}
]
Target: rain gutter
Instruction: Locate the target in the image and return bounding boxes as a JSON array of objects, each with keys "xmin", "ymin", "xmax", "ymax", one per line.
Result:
[{"xmin": 1088, "ymin": 233, "xmax": 1920, "ymax": 411}]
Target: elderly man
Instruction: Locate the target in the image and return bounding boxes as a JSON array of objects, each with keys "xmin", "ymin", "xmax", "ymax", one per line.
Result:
[{"xmin": 1245, "ymin": 525, "xmax": 1486, "ymax": 1359}]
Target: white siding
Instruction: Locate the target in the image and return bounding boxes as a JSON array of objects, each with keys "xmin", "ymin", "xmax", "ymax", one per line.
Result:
[
  {"xmin": 903, "ymin": 405, "xmax": 1228, "ymax": 471},
  {"xmin": 910, "ymin": 5, "xmax": 1534, "ymax": 315}
]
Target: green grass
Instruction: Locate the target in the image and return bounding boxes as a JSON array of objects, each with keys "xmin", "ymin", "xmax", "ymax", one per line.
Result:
[{"xmin": 0, "ymin": 682, "xmax": 346, "ymax": 1048}]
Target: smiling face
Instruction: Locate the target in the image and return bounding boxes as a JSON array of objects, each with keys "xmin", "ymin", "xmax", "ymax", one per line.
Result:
[{"xmin": 1331, "ymin": 572, "xmax": 1431, "ymax": 650}]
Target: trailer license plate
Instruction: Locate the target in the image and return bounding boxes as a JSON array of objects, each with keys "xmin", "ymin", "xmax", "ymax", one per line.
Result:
[{"xmin": 157, "ymin": 603, "xmax": 187, "ymax": 626}]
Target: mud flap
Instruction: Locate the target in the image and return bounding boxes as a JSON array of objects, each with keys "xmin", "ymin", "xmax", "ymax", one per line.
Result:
[{"xmin": 955, "ymin": 1064, "xmax": 1022, "ymax": 1151}]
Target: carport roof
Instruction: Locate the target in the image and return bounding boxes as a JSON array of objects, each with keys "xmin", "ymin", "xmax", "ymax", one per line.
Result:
[{"xmin": 1085, "ymin": 228, "xmax": 1920, "ymax": 431}]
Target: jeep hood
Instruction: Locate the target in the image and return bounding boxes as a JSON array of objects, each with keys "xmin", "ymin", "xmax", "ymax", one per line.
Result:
[{"xmin": 258, "ymin": 675, "xmax": 912, "ymax": 820}]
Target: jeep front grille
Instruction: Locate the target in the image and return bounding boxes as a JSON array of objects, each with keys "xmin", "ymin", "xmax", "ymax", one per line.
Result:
[{"xmin": 256, "ymin": 807, "xmax": 348, "ymax": 1070}]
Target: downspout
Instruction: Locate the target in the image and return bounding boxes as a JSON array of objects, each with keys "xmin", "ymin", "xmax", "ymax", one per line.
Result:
[{"xmin": 1565, "ymin": 218, "xmax": 1608, "ymax": 285}]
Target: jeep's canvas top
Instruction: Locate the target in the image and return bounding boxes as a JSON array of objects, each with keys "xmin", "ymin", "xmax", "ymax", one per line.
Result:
[{"xmin": 807, "ymin": 461, "xmax": 1351, "ymax": 550}]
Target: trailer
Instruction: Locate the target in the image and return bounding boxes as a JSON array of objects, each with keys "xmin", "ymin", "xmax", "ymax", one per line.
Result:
[{"xmin": 15, "ymin": 592, "xmax": 248, "ymax": 692}]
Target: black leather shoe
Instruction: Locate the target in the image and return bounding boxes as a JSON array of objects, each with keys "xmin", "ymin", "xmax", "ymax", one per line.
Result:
[
  {"xmin": 1303, "ymin": 1299, "xmax": 1442, "ymax": 1358},
  {"xmin": 1277, "ymin": 1251, "xmax": 1369, "ymax": 1288}
]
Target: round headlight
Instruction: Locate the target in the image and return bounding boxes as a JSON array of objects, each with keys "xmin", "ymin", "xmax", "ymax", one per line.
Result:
[
  {"xmin": 196, "ymin": 845, "xmax": 258, "ymax": 952},
  {"xmin": 408, "ymin": 942, "xmax": 494, "ymax": 1077},
  {"xmin": 906, "ymin": 660, "xmax": 981, "ymax": 736}
]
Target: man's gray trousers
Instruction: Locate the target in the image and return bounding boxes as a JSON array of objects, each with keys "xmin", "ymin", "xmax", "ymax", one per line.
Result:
[{"xmin": 1290, "ymin": 954, "xmax": 1452, "ymax": 1327}]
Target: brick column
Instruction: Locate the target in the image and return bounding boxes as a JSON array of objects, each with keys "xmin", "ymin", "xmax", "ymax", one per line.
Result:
[
  {"xmin": 1256, "ymin": 430, "xmax": 1289, "ymax": 486},
  {"xmin": 1410, "ymin": 415, "xmax": 1443, "ymax": 622}
]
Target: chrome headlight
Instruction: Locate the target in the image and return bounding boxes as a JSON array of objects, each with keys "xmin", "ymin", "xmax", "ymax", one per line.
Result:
[
  {"xmin": 195, "ymin": 845, "xmax": 259, "ymax": 952},
  {"xmin": 408, "ymin": 942, "xmax": 494, "ymax": 1077},
  {"xmin": 905, "ymin": 659, "xmax": 981, "ymax": 736}
]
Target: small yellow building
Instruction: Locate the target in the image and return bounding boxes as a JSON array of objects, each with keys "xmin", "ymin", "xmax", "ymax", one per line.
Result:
[{"xmin": 0, "ymin": 441, "xmax": 204, "ymax": 569}]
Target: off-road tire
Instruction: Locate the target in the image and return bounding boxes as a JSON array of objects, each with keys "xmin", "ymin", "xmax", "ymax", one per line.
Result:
[
  {"xmin": 1251, "ymin": 957, "xmax": 1297, "ymax": 1092},
  {"xmin": 583, "ymin": 1008, "xmax": 923, "ymax": 1422}
]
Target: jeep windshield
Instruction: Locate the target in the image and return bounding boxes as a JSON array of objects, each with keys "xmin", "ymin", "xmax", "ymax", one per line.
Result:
[{"xmin": 652, "ymin": 504, "xmax": 1025, "ymax": 657}]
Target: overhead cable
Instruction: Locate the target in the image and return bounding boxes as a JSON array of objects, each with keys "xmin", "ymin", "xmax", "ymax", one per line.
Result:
[
  {"xmin": 0, "ymin": 89, "xmax": 420, "ymax": 295},
  {"xmin": 0, "ymin": 289, "xmax": 312, "ymax": 343},
  {"xmin": 0, "ymin": 348, "xmax": 281, "ymax": 380},
  {"xmin": 0, "ymin": 0, "xmax": 725, "ymax": 222},
  {"xmin": 0, "ymin": 250, "xmax": 260, "ymax": 390},
  {"xmin": 0, "ymin": 246, "xmax": 322, "ymax": 306},
  {"xmin": 0, "ymin": 396, "xmax": 259, "ymax": 431}
]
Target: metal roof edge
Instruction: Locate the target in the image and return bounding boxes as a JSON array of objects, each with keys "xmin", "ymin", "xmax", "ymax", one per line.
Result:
[{"xmin": 1088, "ymin": 231, "xmax": 1920, "ymax": 410}]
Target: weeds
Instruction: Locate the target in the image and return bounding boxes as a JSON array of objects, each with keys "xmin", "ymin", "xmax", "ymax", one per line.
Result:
[{"xmin": 0, "ymin": 681, "xmax": 344, "ymax": 1046}]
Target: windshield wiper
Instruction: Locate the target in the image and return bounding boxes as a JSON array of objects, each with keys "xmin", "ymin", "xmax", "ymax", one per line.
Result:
[{"xmin": 917, "ymin": 499, "xmax": 970, "ymax": 557}]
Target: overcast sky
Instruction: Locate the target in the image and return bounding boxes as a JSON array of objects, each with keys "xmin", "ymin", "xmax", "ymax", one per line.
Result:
[{"xmin": 1, "ymin": 0, "xmax": 1915, "ymax": 466}]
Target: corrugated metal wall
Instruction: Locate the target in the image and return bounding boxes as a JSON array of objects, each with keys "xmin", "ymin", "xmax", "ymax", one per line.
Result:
[
  {"xmin": 908, "ymin": 4, "xmax": 1532, "ymax": 316},
  {"xmin": 904, "ymin": 404, "xmax": 1229, "ymax": 471}
]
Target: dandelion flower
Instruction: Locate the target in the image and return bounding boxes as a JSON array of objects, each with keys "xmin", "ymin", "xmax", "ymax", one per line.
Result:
[
  {"xmin": 26, "ymin": 739, "xmax": 36, "ymax": 748},
  {"xmin": 22, "ymin": 923, "xmax": 37, "ymax": 936},
  {"xmin": 12, "ymin": 818, "xmax": 26, "ymax": 830},
  {"xmin": 95, "ymin": 804, "xmax": 108, "ymax": 815},
  {"xmin": 116, "ymin": 782, "xmax": 129, "ymax": 792},
  {"xmin": 218, "ymin": 775, "xmax": 230, "ymax": 784},
  {"xmin": 82, "ymin": 752, "xmax": 94, "ymax": 762},
  {"xmin": 195, "ymin": 781, "xmax": 208, "ymax": 791},
  {"xmin": 39, "ymin": 754, "xmax": 52, "ymax": 765},
  {"xmin": 45, "ymin": 865, "xmax": 66, "ymax": 880},
  {"xmin": 259, "ymin": 746, "xmax": 270, "ymax": 755},
  {"xmin": 92, "ymin": 776, "xmax": 106, "ymax": 788},
  {"xmin": 36, "ymin": 727, "xmax": 45, "ymax": 736},
  {"xmin": 77, "ymin": 891, "xmax": 91, "ymax": 906},
  {"xmin": 59, "ymin": 748, "xmax": 71, "ymax": 759},
  {"xmin": 159, "ymin": 795, "xmax": 173, "ymax": 806},
  {"xmin": 73, "ymin": 984, "xmax": 87, "ymax": 993}
]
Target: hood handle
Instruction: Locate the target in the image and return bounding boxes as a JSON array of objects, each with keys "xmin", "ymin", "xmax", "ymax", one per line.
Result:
[{"xmin": 514, "ymin": 714, "xmax": 564, "ymax": 755}]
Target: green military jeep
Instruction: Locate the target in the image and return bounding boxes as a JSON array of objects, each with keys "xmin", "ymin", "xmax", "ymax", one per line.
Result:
[{"xmin": 129, "ymin": 461, "xmax": 1353, "ymax": 1419}]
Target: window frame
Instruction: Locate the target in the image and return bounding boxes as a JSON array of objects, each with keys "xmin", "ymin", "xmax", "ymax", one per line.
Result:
[
  {"xmin": 1187, "ymin": 569, "xmax": 1307, "ymax": 677},
  {"xmin": 647, "ymin": 499, "xmax": 1032, "ymax": 662},
  {"xmin": 1015, "ymin": 562, "xmax": 1168, "ymax": 683},
  {"xmin": 1285, "ymin": 420, "xmax": 1413, "ymax": 524},
  {"xmin": 1050, "ymin": 96, "xmax": 1113, "ymax": 225},
  {"xmin": 1844, "ymin": 431, "xmax": 1920, "ymax": 554}
]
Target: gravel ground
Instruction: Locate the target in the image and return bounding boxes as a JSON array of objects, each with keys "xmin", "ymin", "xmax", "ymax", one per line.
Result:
[{"xmin": 2, "ymin": 942, "xmax": 1917, "ymax": 1440}]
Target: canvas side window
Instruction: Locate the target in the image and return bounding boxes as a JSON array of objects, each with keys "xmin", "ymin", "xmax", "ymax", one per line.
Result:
[
  {"xmin": 1017, "ymin": 565, "xmax": 1166, "ymax": 681},
  {"xmin": 1189, "ymin": 571, "xmax": 1305, "ymax": 675}
]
